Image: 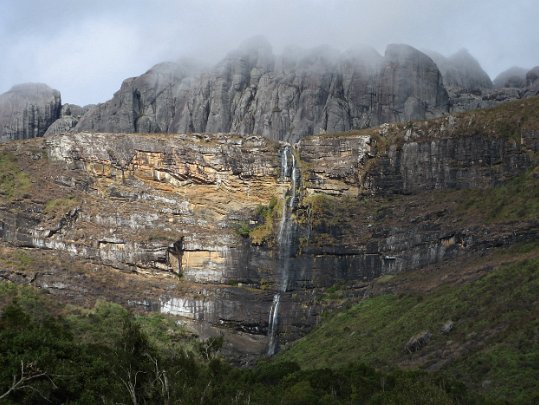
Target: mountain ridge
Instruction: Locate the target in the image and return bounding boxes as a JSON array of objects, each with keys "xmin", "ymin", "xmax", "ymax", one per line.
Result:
[{"xmin": 2, "ymin": 40, "xmax": 538, "ymax": 143}]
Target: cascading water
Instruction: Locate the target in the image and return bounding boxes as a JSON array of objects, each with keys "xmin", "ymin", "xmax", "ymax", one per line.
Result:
[
  {"xmin": 267, "ymin": 293, "xmax": 281, "ymax": 355},
  {"xmin": 267, "ymin": 144, "xmax": 299, "ymax": 356}
]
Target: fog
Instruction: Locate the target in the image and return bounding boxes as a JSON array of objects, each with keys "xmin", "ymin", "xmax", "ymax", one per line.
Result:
[{"xmin": 1, "ymin": 0, "xmax": 537, "ymax": 106}]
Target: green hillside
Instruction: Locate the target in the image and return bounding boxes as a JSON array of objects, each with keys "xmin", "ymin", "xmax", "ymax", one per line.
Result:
[{"xmin": 279, "ymin": 243, "xmax": 539, "ymax": 403}]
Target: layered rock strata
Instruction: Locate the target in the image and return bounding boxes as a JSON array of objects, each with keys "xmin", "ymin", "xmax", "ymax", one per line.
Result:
[{"xmin": 1, "ymin": 97, "xmax": 538, "ymax": 357}]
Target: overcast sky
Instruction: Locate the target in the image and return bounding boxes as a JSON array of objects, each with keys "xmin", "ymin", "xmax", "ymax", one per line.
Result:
[{"xmin": 1, "ymin": 0, "xmax": 537, "ymax": 106}]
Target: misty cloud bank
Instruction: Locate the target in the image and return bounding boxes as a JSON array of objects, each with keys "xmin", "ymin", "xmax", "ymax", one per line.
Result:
[{"xmin": 1, "ymin": 0, "xmax": 538, "ymax": 105}]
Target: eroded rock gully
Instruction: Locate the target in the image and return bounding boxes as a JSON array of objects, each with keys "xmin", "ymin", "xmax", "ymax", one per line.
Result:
[{"xmin": 0, "ymin": 107, "xmax": 538, "ymax": 361}]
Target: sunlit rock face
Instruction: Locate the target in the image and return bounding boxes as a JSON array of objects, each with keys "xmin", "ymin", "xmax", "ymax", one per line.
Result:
[
  {"xmin": 74, "ymin": 41, "xmax": 450, "ymax": 142},
  {"xmin": 1, "ymin": 101, "xmax": 537, "ymax": 359},
  {"xmin": 0, "ymin": 83, "xmax": 61, "ymax": 142}
]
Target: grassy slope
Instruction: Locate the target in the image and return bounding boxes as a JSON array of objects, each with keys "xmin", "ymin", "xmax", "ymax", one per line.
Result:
[
  {"xmin": 279, "ymin": 242, "xmax": 539, "ymax": 403},
  {"xmin": 0, "ymin": 151, "xmax": 31, "ymax": 201}
]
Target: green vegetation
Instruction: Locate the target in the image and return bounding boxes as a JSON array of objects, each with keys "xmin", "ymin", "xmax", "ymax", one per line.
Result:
[
  {"xmin": 451, "ymin": 168, "xmax": 539, "ymax": 222},
  {"xmin": 0, "ymin": 152, "xmax": 31, "ymax": 200},
  {"xmin": 457, "ymin": 95, "xmax": 539, "ymax": 141},
  {"xmin": 44, "ymin": 196, "xmax": 79, "ymax": 219},
  {"xmin": 0, "ymin": 249, "xmax": 34, "ymax": 272},
  {"xmin": 298, "ymin": 194, "xmax": 364, "ymax": 249},
  {"xmin": 0, "ymin": 282, "xmax": 483, "ymax": 404},
  {"xmin": 279, "ymin": 258, "xmax": 539, "ymax": 403},
  {"xmin": 236, "ymin": 222, "xmax": 251, "ymax": 238},
  {"xmin": 238, "ymin": 196, "xmax": 279, "ymax": 246}
]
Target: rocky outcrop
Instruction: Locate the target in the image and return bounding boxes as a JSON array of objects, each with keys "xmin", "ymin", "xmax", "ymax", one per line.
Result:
[
  {"xmin": 527, "ymin": 66, "xmax": 539, "ymax": 85},
  {"xmin": 75, "ymin": 62, "xmax": 196, "ymax": 133},
  {"xmin": 75, "ymin": 41, "xmax": 449, "ymax": 142},
  {"xmin": 405, "ymin": 331, "xmax": 432, "ymax": 353},
  {"xmin": 426, "ymin": 49, "xmax": 500, "ymax": 113},
  {"xmin": 493, "ymin": 67, "xmax": 528, "ymax": 88},
  {"xmin": 0, "ymin": 83, "xmax": 61, "ymax": 142},
  {"xmin": 524, "ymin": 66, "xmax": 539, "ymax": 97},
  {"xmin": 44, "ymin": 103, "xmax": 90, "ymax": 136},
  {"xmin": 377, "ymin": 44, "xmax": 449, "ymax": 123},
  {"xmin": 1, "ymin": 42, "xmax": 537, "ymax": 144},
  {"xmin": 427, "ymin": 49, "xmax": 492, "ymax": 92}
]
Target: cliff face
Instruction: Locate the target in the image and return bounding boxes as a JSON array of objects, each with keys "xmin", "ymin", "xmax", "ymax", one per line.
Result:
[
  {"xmin": 75, "ymin": 42, "xmax": 449, "ymax": 142},
  {"xmin": 0, "ymin": 83, "xmax": 61, "ymax": 142},
  {"xmin": 427, "ymin": 49, "xmax": 493, "ymax": 92},
  {"xmin": 1, "ymin": 97, "xmax": 538, "ymax": 359},
  {"xmin": 72, "ymin": 42, "xmax": 539, "ymax": 142},
  {"xmin": 2, "ymin": 42, "xmax": 538, "ymax": 146}
]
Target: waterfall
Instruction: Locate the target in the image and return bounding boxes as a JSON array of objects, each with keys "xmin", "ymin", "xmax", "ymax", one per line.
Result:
[
  {"xmin": 267, "ymin": 293, "xmax": 281, "ymax": 356},
  {"xmin": 267, "ymin": 144, "xmax": 299, "ymax": 356}
]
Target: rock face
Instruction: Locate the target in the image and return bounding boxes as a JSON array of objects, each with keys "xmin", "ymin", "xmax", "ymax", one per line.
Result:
[
  {"xmin": 378, "ymin": 44, "xmax": 449, "ymax": 123},
  {"xmin": 426, "ymin": 49, "xmax": 499, "ymax": 113},
  {"xmin": 1, "ymin": 97, "xmax": 538, "ymax": 359},
  {"xmin": 44, "ymin": 103, "xmax": 90, "ymax": 136},
  {"xmin": 428, "ymin": 49, "xmax": 492, "ymax": 92},
  {"xmin": 1, "ymin": 41, "xmax": 538, "ymax": 144},
  {"xmin": 493, "ymin": 67, "xmax": 528, "ymax": 88},
  {"xmin": 366, "ymin": 135, "xmax": 531, "ymax": 194},
  {"xmin": 75, "ymin": 41, "xmax": 449, "ymax": 142},
  {"xmin": 525, "ymin": 66, "xmax": 539, "ymax": 97},
  {"xmin": 0, "ymin": 83, "xmax": 61, "ymax": 142}
]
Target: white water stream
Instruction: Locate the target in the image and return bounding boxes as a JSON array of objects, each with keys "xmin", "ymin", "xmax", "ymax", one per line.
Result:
[{"xmin": 267, "ymin": 145, "xmax": 299, "ymax": 356}]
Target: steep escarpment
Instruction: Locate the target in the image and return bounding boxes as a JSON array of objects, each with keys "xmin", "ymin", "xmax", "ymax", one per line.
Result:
[
  {"xmin": 72, "ymin": 41, "xmax": 539, "ymax": 142},
  {"xmin": 1, "ymin": 97, "xmax": 538, "ymax": 361},
  {"xmin": 0, "ymin": 83, "xmax": 61, "ymax": 142},
  {"xmin": 2, "ymin": 41, "xmax": 538, "ymax": 146},
  {"xmin": 75, "ymin": 41, "xmax": 450, "ymax": 142}
]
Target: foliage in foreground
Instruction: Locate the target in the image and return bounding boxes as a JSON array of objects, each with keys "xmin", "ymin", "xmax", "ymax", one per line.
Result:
[{"xmin": 0, "ymin": 283, "xmax": 483, "ymax": 404}]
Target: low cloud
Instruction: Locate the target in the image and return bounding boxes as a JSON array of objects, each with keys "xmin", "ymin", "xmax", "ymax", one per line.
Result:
[{"xmin": 1, "ymin": 0, "xmax": 537, "ymax": 105}]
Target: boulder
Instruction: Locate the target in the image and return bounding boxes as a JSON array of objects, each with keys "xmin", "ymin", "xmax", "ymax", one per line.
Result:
[
  {"xmin": 405, "ymin": 330, "xmax": 432, "ymax": 353},
  {"xmin": 44, "ymin": 103, "xmax": 89, "ymax": 136},
  {"xmin": 441, "ymin": 320, "xmax": 454, "ymax": 334}
]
